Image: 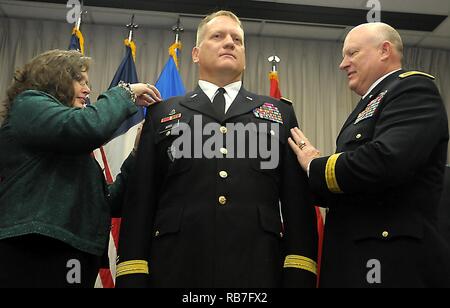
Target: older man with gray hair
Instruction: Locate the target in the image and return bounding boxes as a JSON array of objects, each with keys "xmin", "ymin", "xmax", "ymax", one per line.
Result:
[{"xmin": 289, "ymin": 22, "xmax": 450, "ymax": 287}]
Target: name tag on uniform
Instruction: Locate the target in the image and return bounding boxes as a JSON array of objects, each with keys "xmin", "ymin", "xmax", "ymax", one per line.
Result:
[
  {"xmin": 355, "ymin": 90, "xmax": 387, "ymax": 124},
  {"xmin": 253, "ymin": 103, "xmax": 283, "ymax": 124}
]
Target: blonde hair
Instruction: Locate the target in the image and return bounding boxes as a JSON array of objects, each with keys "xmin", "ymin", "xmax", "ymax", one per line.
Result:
[
  {"xmin": 196, "ymin": 10, "xmax": 244, "ymax": 46},
  {"xmin": 0, "ymin": 49, "xmax": 91, "ymax": 126}
]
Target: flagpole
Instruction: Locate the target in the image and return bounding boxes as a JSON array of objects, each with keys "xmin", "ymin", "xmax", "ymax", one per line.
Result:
[
  {"xmin": 172, "ymin": 18, "xmax": 184, "ymax": 54},
  {"xmin": 172, "ymin": 18, "xmax": 184, "ymax": 44},
  {"xmin": 69, "ymin": 1, "xmax": 87, "ymax": 55},
  {"xmin": 75, "ymin": 0, "xmax": 87, "ymax": 31},
  {"xmin": 75, "ymin": 15, "xmax": 81, "ymax": 30},
  {"xmin": 170, "ymin": 18, "xmax": 184, "ymax": 68},
  {"xmin": 126, "ymin": 14, "xmax": 139, "ymax": 42}
]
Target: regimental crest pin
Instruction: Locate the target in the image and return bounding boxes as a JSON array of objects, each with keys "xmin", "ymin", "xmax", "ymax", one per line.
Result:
[
  {"xmin": 354, "ymin": 90, "xmax": 387, "ymax": 124},
  {"xmin": 253, "ymin": 103, "xmax": 283, "ymax": 124}
]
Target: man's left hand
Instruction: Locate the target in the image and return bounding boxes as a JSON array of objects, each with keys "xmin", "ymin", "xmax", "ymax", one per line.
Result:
[{"xmin": 288, "ymin": 127, "xmax": 321, "ymax": 172}]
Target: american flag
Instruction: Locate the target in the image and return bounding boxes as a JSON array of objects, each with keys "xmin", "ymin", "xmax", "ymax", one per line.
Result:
[
  {"xmin": 94, "ymin": 38, "xmax": 143, "ymax": 288},
  {"xmin": 94, "ymin": 39, "xmax": 186, "ymax": 288}
]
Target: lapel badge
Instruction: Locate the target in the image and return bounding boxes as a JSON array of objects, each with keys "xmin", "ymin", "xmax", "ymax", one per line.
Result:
[
  {"xmin": 159, "ymin": 123, "xmax": 173, "ymax": 135},
  {"xmin": 253, "ymin": 102, "xmax": 283, "ymax": 124},
  {"xmin": 159, "ymin": 120, "xmax": 181, "ymax": 135},
  {"xmin": 355, "ymin": 90, "xmax": 387, "ymax": 124}
]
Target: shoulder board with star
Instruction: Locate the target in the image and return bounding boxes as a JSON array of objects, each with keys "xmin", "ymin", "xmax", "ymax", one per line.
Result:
[
  {"xmin": 399, "ymin": 71, "xmax": 435, "ymax": 80},
  {"xmin": 279, "ymin": 97, "xmax": 292, "ymax": 105}
]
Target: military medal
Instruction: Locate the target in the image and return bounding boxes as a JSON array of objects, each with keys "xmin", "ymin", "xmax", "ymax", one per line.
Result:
[
  {"xmin": 253, "ymin": 103, "xmax": 283, "ymax": 124},
  {"xmin": 355, "ymin": 90, "xmax": 387, "ymax": 124},
  {"xmin": 161, "ymin": 112, "xmax": 182, "ymax": 123}
]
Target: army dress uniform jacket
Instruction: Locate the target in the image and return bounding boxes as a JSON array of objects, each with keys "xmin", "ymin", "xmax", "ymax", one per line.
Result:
[
  {"xmin": 309, "ymin": 70, "xmax": 450, "ymax": 287},
  {"xmin": 116, "ymin": 86, "xmax": 318, "ymax": 288}
]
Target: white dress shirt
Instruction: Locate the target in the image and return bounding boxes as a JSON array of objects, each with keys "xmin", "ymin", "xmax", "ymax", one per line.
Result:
[
  {"xmin": 362, "ymin": 69, "xmax": 401, "ymax": 99},
  {"xmin": 198, "ymin": 80, "xmax": 242, "ymax": 113}
]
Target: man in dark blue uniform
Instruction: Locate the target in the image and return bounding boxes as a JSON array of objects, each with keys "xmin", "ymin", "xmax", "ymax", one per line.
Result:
[
  {"xmin": 115, "ymin": 11, "xmax": 318, "ymax": 288},
  {"xmin": 289, "ymin": 22, "xmax": 450, "ymax": 287}
]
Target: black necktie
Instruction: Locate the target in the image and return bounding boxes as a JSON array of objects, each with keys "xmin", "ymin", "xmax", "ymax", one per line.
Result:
[{"xmin": 213, "ymin": 88, "xmax": 226, "ymax": 116}]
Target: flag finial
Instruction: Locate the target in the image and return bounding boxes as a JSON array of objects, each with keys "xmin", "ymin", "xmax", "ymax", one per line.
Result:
[
  {"xmin": 126, "ymin": 14, "xmax": 139, "ymax": 42},
  {"xmin": 268, "ymin": 55, "xmax": 281, "ymax": 73},
  {"xmin": 172, "ymin": 18, "xmax": 184, "ymax": 44}
]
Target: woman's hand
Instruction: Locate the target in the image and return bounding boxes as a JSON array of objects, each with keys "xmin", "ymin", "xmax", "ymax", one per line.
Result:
[{"xmin": 130, "ymin": 83, "xmax": 162, "ymax": 107}]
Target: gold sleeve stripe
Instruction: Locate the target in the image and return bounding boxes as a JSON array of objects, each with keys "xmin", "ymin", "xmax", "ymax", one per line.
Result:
[
  {"xmin": 116, "ymin": 260, "xmax": 149, "ymax": 278},
  {"xmin": 399, "ymin": 71, "xmax": 435, "ymax": 80},
  {"xmin": 284, "ymin": 255, "xmax": 317, "ymax": 275},
  {"xmin": 325, "ymin": 153, "xmax": 343, "ymax": 193}
]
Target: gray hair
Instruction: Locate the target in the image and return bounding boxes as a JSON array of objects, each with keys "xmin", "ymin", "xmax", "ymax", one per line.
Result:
[{"xmin": 354, "ymin": 22, "xmax": 404, "ymax": 57}]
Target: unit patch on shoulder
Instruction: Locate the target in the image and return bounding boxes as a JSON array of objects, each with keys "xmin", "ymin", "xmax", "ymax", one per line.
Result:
[{"xmin": 280, "ymin": 97, "xmax": 292, "ymax": 105}]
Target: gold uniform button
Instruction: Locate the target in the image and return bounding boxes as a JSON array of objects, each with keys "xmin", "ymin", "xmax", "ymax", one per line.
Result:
[
  {"xmin": 218, "ymin": 196, "xmax": 227, "ymax": 205},
  {"xmin": 220, "ymin": 126, "xmax": 228, "ymax": 134},
  {"xmin": 382, "ymin": 231, "xmax": 389, "ymax": 238},
  {"xmin": 155, "ymin": 230, "xmax": 160, "ymax": 237},
  {"xmin": 220, "ymin": 148, "xmax": 228, "ymax": 155},
  {"xmin": 219, "ymin": 171, "xmax": 228, "ymax": 179},
  {"xmin": 356, "ymin": 133, "xmax": 362, "ymax": 139}
]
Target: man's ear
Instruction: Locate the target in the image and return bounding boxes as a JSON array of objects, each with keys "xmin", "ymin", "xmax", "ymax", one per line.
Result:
[
  {"xmin": 380, "ymin": 41, "xmax": 392, "ymax": 61},
  {"xmin": 192, "ymin": 47, "xmax": 200, "ymax": 63}
]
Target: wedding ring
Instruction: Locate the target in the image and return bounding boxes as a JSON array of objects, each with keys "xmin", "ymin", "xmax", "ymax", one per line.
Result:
[{"xmin": 298, "ymin": 140, "xmax": 307, "ymax": 150}]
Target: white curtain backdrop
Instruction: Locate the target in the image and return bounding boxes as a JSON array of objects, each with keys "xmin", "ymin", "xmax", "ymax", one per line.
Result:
[{"xmin": 1, "ymin": 16, "xmax": 449, "ymax": 162}]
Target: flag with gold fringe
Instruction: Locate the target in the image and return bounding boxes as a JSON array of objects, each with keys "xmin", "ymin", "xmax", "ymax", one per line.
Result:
[{"xmin": 155, "ymin": 41, "xmax": 186, "ymax": 100}]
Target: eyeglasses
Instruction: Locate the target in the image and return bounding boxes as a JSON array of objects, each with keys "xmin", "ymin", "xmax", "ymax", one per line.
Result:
[{"xmin": 76, "ymin": 79, "xmax": 90, "ymax": 88}]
